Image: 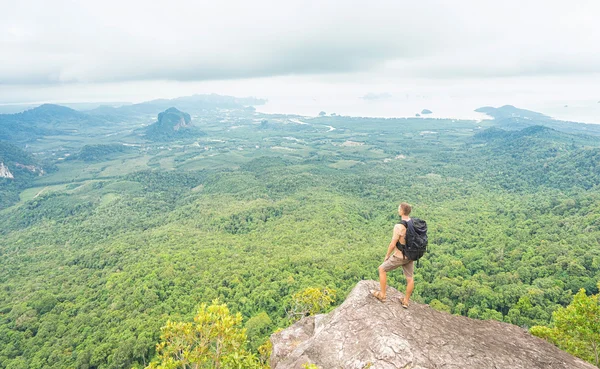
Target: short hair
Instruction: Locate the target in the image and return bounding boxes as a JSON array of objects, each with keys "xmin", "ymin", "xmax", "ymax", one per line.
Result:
[{"xmin": 400, "ymin": 202, "xmax": 412, "ymax": 215}]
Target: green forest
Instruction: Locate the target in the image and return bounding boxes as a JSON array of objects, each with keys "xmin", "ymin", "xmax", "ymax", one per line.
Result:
[{"xmin": 1, "ymin": 100, "xmax": 599, "ymax": 368}]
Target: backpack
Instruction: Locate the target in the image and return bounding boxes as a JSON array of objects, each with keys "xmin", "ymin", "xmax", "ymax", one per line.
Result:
[{"xmin": 396, "ymin": 218, "xmax": 428, "ymax": 262}]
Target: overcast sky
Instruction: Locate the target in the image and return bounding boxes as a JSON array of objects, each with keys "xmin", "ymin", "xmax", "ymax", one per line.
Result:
[{"xmin": 2, "ymin": 0, "xmax": 600, "ymax": 119}]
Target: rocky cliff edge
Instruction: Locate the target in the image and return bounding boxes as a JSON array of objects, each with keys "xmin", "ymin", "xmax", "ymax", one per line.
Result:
[{"xmin": 270, "ymin": 280, "xmax": 594, "ymax": 369}]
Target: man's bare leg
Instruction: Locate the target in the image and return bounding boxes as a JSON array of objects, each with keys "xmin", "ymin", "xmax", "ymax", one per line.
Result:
[
  {"xmin": 378, "ymin": 266, "xmax": 387, "ymax": 299},
  {"xmin": 403, "ymin": 277, "xmax": 414, "ymax": 304}
]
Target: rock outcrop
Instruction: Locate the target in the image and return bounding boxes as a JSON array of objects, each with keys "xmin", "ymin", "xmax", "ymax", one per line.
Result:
[
  {"xmin": 0, "ymin": 162, "xmax": 14, "ymax": 179},
  {"xmin": 157, "ymin": 107, "xmax": 193, "ymax": 131},
  {"xmin": 270, "ymin": 280, "xmax": 594, "ymax": 369},
  {"xmin": 143, "ymin": 107, "xmax": 201, "ymax": 141}
]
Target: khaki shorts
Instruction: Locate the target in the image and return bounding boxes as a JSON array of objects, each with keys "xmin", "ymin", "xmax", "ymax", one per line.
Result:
[{"xmin": 379, "ymin": 253, "xmax": 414, "ymax": 279}]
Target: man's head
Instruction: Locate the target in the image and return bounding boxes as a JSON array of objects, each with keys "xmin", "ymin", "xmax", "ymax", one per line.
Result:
[{"xmin": 398, "ymin": 202, "xmax": 412, "ymax": 216}]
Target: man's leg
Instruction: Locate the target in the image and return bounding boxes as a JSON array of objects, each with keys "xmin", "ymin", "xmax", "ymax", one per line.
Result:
[
  {"xmin": 404, "ymin": 277, "xmax": 414, "ymax": 303},
  {"xmin": 378, "ymin": 265, "xmax": 387, "ymax": 298},
  {"xmin": 402, "ymin": 261, "xmax": 415, "ymax": 305}
]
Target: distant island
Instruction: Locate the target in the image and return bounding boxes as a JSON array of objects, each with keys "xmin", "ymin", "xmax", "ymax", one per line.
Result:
[
  {"xmin": 421, "ymin": 109, "xmax": 433, "ymax": 114},
  {"xmin": 361, "ymin": 92, "xmax": 392, "ymax": 101},
  {"xmin": 474, "ymin": 105, "xmax": 549, "ymax": 120}
]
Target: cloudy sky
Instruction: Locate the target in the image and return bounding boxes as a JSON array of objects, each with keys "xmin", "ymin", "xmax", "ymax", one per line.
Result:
[{"xmin": 2, "ymin": 0, "xmax": 600, "ymax": 120}]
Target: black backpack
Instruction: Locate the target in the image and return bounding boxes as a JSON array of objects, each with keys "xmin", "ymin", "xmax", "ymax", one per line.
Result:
[{"xmin": 396, "ymin": 218, "xmax": 428, "ymax": 262}]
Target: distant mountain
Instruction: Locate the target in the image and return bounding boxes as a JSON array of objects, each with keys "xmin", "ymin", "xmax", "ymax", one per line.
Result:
[
  {"xmin": 87, "ymin": 94, "xmax": 267, "ymax": 119},
  {"xmin": 143, "ymin": 107, "xmax": 205, "ymax": 141},
  {"xmin": 0, "ymin": 104, "xmax": 111, "ymax": 142},
  {"xmin": 11, "ymin": 104, "xmax": 106, "ymax": 128},
  {"xmin": 421, "ymin": 109, "xmax": 433, "ymax": 114},
  {"xmin": 0, "ymin": 95, "xmax": 265, "ymax": 142},
  {"xmin": 0, "ymin": 102, "xmax": 130, "ymax": 114},
  {"xmin": 475, "ymin": 105, "xmax": 600, "ymax": 136}
]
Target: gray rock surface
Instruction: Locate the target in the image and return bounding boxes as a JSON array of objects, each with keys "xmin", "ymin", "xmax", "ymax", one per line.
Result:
[
  {"xmin": 0, "ymin": 162, "xmax": 13, "ymax": 179},
  {"xmin": 270, "ymin": 280, "xmax": 595, "ymax": 369}
]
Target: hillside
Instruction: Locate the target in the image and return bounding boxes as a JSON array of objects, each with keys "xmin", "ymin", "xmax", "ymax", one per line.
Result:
[
  {"xmin": 66, "ymin": 144, "xmax": 134, "ymax": 162},
  {"xmin": 0, "ymin": 104, "xmax": 112, "ymax": 142},
  {"xmin": 0, "ymin": 141, "xmax": 46, "ymax": 207},
  {"xmin": 271, "ymin": 281, "xmax": 595, "ymax": 369},
  {"xmin": 478, "ymin": 105, "xmax": 600, "ymax": 136},
  {"xmin": 0, "ymin": 142, "xmax": 38, "ymax": 170},
  {"xmin": 468, "ymin": 126, "xmax": 600, "ymax": 190}
]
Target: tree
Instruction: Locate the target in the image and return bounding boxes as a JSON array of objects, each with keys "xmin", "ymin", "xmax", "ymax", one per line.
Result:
[
  {"xmin": 145, "ymin": 301, "xmax": 262, "ymax": 369},
  {"xmin": 429, "ymin": 299, "xmax": 451, "ymax": 313},
  {"xmin": 287, "ymin": 287, "xmax": 336, "ymax": 321},
  {"xmin": 245, "ymin": 312, "xmax": 272, "ymax": 351},
  {"xmin": 531, "ymin": 287, "xmax": 600, "ymax": 367}
]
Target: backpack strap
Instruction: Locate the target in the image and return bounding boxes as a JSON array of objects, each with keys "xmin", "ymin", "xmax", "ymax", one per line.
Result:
[
  {"xmin": 397, "ymin": 220, "xmax": 409, "ymax": 258},
  {"xmin": 400, "ymin": 219, "xmax": 412, "ymax": 230}
]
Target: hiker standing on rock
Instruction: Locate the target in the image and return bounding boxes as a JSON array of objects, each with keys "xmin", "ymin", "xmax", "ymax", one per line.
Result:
[{"xmin": 371, "ymin": 202, "xmax": 427, "ymax": 308}]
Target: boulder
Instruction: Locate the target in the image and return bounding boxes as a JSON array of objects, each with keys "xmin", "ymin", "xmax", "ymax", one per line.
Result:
[{"xmin": 270, "ymin": 280, "xmax": 595, "ymax": 369}]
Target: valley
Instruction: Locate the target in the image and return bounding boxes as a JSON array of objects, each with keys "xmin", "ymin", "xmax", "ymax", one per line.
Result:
[{"xmin": 1, "ymin": 96, "xmax": 599, "ymax": 368}]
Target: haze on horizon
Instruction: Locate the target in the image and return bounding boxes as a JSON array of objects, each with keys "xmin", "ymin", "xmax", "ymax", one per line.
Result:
[{"xmin": 2, "ymin": 0, "xmax": 600, "ymax": 122}]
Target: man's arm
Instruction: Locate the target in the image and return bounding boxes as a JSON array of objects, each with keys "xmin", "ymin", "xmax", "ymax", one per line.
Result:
[{"xmin": 384, "ymin": 224, "xmax": 405, "ymax": 261}]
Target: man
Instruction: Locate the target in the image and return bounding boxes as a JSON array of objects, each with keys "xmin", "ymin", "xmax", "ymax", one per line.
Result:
[{"xmin": 371, "ymin": 202, "xmax": 414, "ymax": 308}]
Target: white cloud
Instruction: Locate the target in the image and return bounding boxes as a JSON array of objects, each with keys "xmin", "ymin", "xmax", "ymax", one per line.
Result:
[
  {"xmin": 2, "ymin": 0, "xmax": 600, "ymax": 119},
  {"xmin": 3, "ymin": 0, "xmax": 599, "ymax": 85}
]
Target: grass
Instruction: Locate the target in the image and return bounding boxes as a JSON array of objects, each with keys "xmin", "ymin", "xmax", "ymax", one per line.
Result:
[
  {"xmin": 98, "ymin": 155, "xmax": 152, "ymax": 177},
  {"xmin": 19, "ymin": 184, "xmax": 69, "ymax": 202},
  {"xmin": 328, "ymin": 160, "xmax": 362, "ymax": 169}
]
